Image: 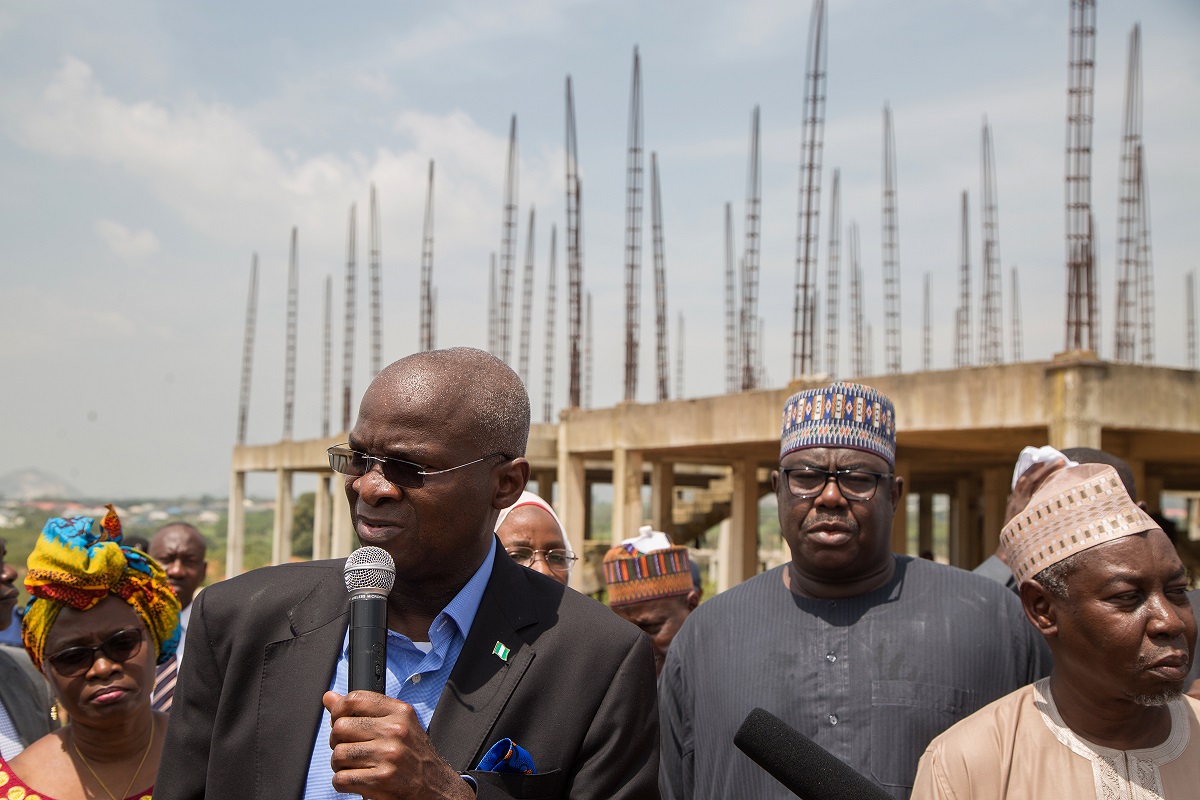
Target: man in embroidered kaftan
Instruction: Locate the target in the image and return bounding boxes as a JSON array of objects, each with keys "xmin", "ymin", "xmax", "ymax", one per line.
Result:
[{"xmin": 913, "ymin": 464, "xmax": 1199, "ymax": 799}]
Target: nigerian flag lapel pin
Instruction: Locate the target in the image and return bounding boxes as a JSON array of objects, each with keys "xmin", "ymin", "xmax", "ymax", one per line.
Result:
[{"xmin": 492, "ymin": 641, "xmax": 511, "ymax": 662}]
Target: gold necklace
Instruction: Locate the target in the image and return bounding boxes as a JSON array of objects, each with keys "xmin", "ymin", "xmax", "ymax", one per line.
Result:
[{"xmin": 71, "ymin": 715, "xmax": 155, "ymax": 800}]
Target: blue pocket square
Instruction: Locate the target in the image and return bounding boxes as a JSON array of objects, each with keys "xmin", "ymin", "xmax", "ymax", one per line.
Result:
[{"xmin": 477, "ymin": 738, "xmax": 537, "ymax": 775}]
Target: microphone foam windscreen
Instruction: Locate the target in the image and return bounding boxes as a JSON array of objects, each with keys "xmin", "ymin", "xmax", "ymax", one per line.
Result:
[
  {"xmin": 734, "ymin": 707, "xmax": 890, "ymax": 800},
  {"xmin": 344, "ymin": 545, "xmax": 396, "ymax": 594}
]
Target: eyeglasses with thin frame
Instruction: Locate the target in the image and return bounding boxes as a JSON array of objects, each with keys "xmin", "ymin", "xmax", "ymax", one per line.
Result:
[
  {"xmin": 47, "ymin": 628, "xmax": 145, "ymax": 677},
  {"xmin": 327, "ymin": 445, "xmax": 511, "ymax": 489},
  {"xmin": 505, "ymin": 547, "xmax": 578, "ymax": 574},
  {"xmin": 780, "ymin": 467, "xmax": 893, "ymax": 501}
]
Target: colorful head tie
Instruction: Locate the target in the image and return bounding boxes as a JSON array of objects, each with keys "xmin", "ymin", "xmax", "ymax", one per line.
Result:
[
  {"xmin": 780, "ymin": 381, "xmax": 897, "ymax": 466},
  {"xmin": 1000, "ymin": 464, "xmax": 1159, "ymax": 586},
  {"xmin": 23, "ymin": 504, "xmax": 181, "ymax": 672},
  {"xmin": 603, "ymin": 527, "xmax": 694, "ymax": 607}
]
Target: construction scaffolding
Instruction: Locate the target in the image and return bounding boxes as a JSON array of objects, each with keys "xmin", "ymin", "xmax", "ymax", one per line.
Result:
[
  {"xmin": 518, "ymin": 207, "xmax": 537, "ymax": 385},
  {"xmin": 498, "ymin": 116, "xmax": 519, "ymax": 365},
  {"xmin": 419, "ymin": 161, "xmax": 436, "ymax": 352},
  {"xmin": 542, "ymin": 225, "xmax": 558, "ymax": 423},
  {"xmin": 321, "ymin": 274, "xmax": 332, "ymax": 438},
  {"xmin": 955, "ymin": 192, "xmax": 972, "ymax": 368},
  {"xmin": 623, "ymin": 48, "xmax": 645, "ymax": 403},
  {"xmin": 849, "ymin": 221, "xmax": 864, "ymax": 377},
  {"xmin": 368, "ymin": 185, "xmax": 382, "ymax": 378},
  {"xmin": 1065, "ymin": 0, "xmax": 1098, "ymax": 352},
  {"xmin": 651, "ymin": 152, "xmax": 670, "ymax": 402},
  {"xmin": 741, "ymin": 106, "xmax": 762, "ymax": 392},
  {"xmin": 341, "ymin": 205, "xmax": 357, "ymax": 431},
  {"xmin": 235, "ymin": 253, "xmax": 258, "ymax": 445},
  {"xmin": 792, "ymin": 0, "xmax": 828, "ymax": 379},
  {"xmin": 979, "ymin": 119, "xmax": 1004, "ymax": 365},
  {"xmin": 565, "ymin": 77, "xmax": 583, "ymax": 409},
  {"xmin": 282, "ymin": 227, "xmax": 299, "ymax": 441},
  {"xmin": 824, "ymin": 168, "xmax": 841, "ymax": 377},
  {"xmin": 675, "ymin": 313, "xmax": 685, "ymax": 399},
  {"xmin": 1114, "ymin": 24, "xmax": 1155, "ymax": 364},
  {"xmin": 881, "ymin": 105, "xmax": 902, "ymax": 374},
  {"xmin": 723, "ymin": 202, "xmax": 738, "ymax": 394},
  {"xmin": 1011, "ymin": 266, "xmax": 1024, "ymax": 363}
]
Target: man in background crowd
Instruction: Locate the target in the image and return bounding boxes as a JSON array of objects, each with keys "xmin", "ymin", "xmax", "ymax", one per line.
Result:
[
  {"xmin": 148, "ymin": 522, "xmax": 208, "ymax": 711},
  {"xmin": 915, "ymin": 463, "xmax": 1198, "ymax": 797},
  {"xmin": 604, "ymin": 526, "xmax": 699, "ymax": 679},
  {"xmin": 0, "ymin": 538, "xmax": 55, "ymax": 759},
  {"xmin": 659, "ymin": 382, "xmax": 1050, "ymax": 799}
]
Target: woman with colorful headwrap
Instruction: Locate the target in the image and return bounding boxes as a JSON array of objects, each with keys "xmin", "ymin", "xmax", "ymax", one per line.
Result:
[{"xmin": 0, "ymin": 505, "xmax": 179, "ymax": 800}]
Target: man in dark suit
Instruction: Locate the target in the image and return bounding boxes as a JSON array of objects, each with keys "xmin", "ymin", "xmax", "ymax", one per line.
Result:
[
  {"xmin": 155, "ymin": 348, "xmax": 659, "ymax": 799},
  {"xmin": 0, "ymin": 540, "xmax": 56, "ymax": 759}
]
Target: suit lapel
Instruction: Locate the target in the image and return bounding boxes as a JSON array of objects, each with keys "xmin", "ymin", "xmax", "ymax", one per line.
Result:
[
  {"xmin": 255, "ymin": 566, "xmax": 349, "ymax": 800},
  {"xmin": 0, "ymin": 651, "xmax": 47, "ymax": 746},
  {"xmin": 428, "ymin": 553, "xmax": 541, "ymax": 771}
]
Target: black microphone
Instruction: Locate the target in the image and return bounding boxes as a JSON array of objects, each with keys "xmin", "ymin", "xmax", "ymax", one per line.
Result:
[
  {"xmin": 343, "ymin": 546, "xmax": 396, "ymax": 693},
  {"xmin": 734, "ymin": 708, "xmax": 891, "ymax": 800}
]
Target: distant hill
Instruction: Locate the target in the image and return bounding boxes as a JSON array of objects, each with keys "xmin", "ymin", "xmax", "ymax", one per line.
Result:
[{"xmin": 0, "ymin": 469, "xmax": 82, "ymax": 501}]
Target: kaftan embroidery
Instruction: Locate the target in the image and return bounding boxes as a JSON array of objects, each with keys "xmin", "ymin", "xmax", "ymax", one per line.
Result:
[{"xmin": 1033, "ymin": 678, "xmax": 1188, "ymax": 800}]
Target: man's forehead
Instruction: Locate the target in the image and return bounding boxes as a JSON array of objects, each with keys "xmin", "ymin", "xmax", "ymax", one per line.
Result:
[
  {"xmin": 782, "ymin": 447, "xmax": 888, "ymax": 468},
  {"xmin": 1066, "ymin": 531, "xmax": 1180, "ymax": 585}
]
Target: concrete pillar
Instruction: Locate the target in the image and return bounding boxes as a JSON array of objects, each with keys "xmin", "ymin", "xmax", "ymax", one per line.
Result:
[
  {"xmin": 650, "ymin": 460, "xmax": 675, "ymax": 535},
  {"xmin": 1143, "ymin": 475, "xmax": 1165, "ymax": 515},
  {"xmin": 1127, "ymin": 458, "xmax": 1147, "ymax": 504},
  {"xmin": 272, "ymin": 469, "xmax": 294, "ymax": 565},
  {"xmin": 951, "ymin": 477, "xmax": 973, "ymax": 568},
  {"xmin": 330, "ymin": 488, "xmax": 354, "ymax": 559},
  {"xmin": 891, "ymin": 458, "xmax": 911, "ymax": 555},
  {"xmin": 557, "ymin": 447, "xmax": 587, "ymax": 590},
  {"xmin": 226, "ymin": 470, "xmax": 245, "ymax": 579},
  {"xmin": 312, "ymin": 474, "xmax": 332, "ymax": 562},
  {"xmin": 718, "ymin": 459, "xmax": 760, "ymax": 592},
  {"xmin": 533, "ymin": 468, "xmax": 556, "ymax": 504},
  {"xmin": 612, "ymin": 447, "xmax": 645, "ymax": 544},
  {"xmin": 1046, "ymin": 356, "xmax": 1106, "ymax": 449},
  {"xmin": 980, "ymin": 467, "xmax": 1008, "ymax": 569},
  {"xmin": 917, "ymin": 493, "xmax": 933, "ymax": 557}
]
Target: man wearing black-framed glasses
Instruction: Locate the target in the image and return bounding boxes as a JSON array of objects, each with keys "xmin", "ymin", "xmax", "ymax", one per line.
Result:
[
  {"xmin": 157, "ymin": 347, "xmax": 659, "ymax": 800},
  {"xmin": 659, "ymin": 381, "xmax": 1051, "ymax": 800}
]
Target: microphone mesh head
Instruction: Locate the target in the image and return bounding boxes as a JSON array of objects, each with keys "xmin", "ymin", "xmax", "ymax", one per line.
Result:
[{"xmin": 344, "ymin": 546, "xmax": 396, "ymax": 594}]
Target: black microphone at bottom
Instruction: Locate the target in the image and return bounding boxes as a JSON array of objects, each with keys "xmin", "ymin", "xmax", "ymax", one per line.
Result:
[
  {"xmin": 343, "ymin": 546, "xmax": 396, "ymax": 693},
  {"xmin": 733, "ymin": 707, "xmax": 891, "ymax": 800}
]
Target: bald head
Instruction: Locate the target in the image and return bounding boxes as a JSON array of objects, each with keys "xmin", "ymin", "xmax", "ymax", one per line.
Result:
[{"xmin": 368, "ymin": 348, "xmax": 530, "ymax": 458}]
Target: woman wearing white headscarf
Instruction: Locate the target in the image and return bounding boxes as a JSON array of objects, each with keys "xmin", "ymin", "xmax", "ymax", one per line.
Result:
[{"xmin": 495, "ymin": 492, "xmax": 577, "ymax": 586}]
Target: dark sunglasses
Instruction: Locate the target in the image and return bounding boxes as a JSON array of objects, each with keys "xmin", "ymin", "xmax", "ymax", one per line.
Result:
[
  {"xmin": 47, "ymin": 628, "xmax": 145, "ymax": 677},
  {"xmin": 327, "ymin": 445, "xmax": 510, "ymax": 489}
]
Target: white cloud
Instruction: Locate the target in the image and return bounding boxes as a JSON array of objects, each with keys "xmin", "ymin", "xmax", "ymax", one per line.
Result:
[{"xmin": 95, "ymin": 219, "xmax": 159, "ymax": 261}]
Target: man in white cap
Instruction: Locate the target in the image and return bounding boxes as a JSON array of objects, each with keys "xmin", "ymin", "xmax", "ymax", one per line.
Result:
[
  {"xmin": 914, "ymin": 463, "xmax": 1199, "ymax": 798},
  {"xmin": 659, "ymin": 382, "xmax": 1050, "ymax": 800}
]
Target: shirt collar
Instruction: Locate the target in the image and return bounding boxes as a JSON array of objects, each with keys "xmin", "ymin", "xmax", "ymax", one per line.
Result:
[
  {"xmin": 341, "ymin": 535, "xmax": 497, "ymax": 653},
  {"xmin": 438, "ymin": 535, "xmax": 496, "ymax": 642}
]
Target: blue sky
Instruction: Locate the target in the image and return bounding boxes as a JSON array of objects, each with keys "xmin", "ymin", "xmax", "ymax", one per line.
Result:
[{"xmin": 1, "ymin": 1, "xmax": 1197, "ymax": 498}]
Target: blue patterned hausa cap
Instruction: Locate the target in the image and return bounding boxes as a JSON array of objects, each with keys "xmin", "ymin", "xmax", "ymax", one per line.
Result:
[{"xmin": 780, "ymin": 382, "xmax": 896, "ymax": 466}]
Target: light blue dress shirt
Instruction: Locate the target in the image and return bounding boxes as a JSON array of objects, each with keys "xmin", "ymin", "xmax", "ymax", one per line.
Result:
[{"xmin": 303, "ymin": 537, "xmax": 496, "ymax": 799}]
